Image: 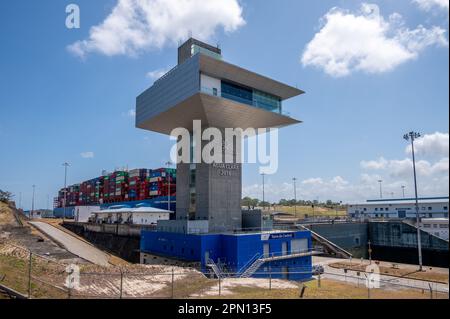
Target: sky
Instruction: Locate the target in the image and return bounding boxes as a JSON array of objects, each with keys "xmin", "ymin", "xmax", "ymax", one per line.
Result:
[{"xmin": 0, "ymin": 0, "xmax": 448, "ymax": 210}]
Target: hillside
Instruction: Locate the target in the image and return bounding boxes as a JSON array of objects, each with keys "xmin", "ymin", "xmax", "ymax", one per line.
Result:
[{"xmin": 0, "ymin": 202, "xmax": 17, "ymax": 226}]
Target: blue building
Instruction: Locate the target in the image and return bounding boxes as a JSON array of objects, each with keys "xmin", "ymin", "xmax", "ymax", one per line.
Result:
[{"xmin": 141, "ymin": 229, "xmax": 313, "ymax": 281}]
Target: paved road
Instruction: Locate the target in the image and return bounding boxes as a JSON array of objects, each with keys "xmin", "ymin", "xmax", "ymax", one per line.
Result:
[
  {"xmin": 313, "ymin": 256, "xmax": 449, "ymax": 294},
  {"xmin": 29, "ymin": 221, "xmax": 110, "ymax": 266}
]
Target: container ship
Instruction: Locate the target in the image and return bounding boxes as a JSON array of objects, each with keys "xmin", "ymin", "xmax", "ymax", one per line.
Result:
[{"xmin": 53, "ymin": 168, "xmax": 176, "ymax": 219}]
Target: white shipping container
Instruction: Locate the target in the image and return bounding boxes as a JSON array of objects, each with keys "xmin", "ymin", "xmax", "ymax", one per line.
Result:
[{"xmin": 75, "ymin": 206, "xmax": 100, "ymax": 223}]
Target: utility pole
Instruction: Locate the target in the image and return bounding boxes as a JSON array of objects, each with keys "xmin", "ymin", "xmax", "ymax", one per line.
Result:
[
  {"xmin": 165, "ymin": 161, "xmax": 173, "ymax": 211},
  {"xmin": 293, "ymin": 178, "xmax": 297, "ymax": 217},
  {"xmin": 404, "ymin": 131, "xmax": 423, "ymax": 271},
  {"xmin": 62, "ymin": 162, "xmax": 70, "ymax": 222},
  {"xmin": 378, "ymin": 180, "xmax": 383, "ymax": 199},
  {"xmin": 401, "ymin": 185, "xmax": 406, "ymax": 198},
  {"xmin": 19, "ymin": 192, "xmax": 22, "ymax": 210},
  {"xmin": 31, "ymin": 185, "xmax": 36, "ymax": 219},
  {"xmin": 261, "ymin": 173, "xmax": 266, "ymax": 211}
]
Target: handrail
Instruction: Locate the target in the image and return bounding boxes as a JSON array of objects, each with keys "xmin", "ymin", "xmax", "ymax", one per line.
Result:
[
  {"xmin": 200, "ymin": 86, "xmax": 291, "ymax": 117},
  {"xmin": 237, "ymin": 253, "xmax": 260, "ymax": 276}
]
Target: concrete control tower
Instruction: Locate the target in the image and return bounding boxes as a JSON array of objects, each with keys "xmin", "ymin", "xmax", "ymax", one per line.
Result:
[{"xmin": 136, "ymin": 38, "xmax": 304, "ymax": 233}]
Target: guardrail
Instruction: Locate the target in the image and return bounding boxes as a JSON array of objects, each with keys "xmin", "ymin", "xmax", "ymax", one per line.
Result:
[{"xmin": 200, "ymin": 86, "xmax": 291, "ymax": 117}]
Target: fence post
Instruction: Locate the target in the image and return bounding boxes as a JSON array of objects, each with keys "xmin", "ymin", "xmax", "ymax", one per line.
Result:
[
  {"xmin": 119, "ymin": 268, "xmax": 124, "ymax": 299},
  {"xmin": 299, "ymin": 284, "xmax": 306, "ymax": 298},
  {"xmin": 269, "ymin": 266, "xmax": 272, "ymax": 290},
  {"xmin": 428, "ymin": 283, "xmax": 433, "ymax": 299},
  {"xmin": 318, "ymin": 274, "xmax": 321, "ymax": 288},
  {"xmin": 170, "ymin": 267, "xmax": 175, "ymax": 299},
  {"xmin": 218, "ymin": 274, "xmax": 221, "ymax": 296},
  {"xmin": 27, "ymin": 251, "xmax": 32, "ymax": 299}
]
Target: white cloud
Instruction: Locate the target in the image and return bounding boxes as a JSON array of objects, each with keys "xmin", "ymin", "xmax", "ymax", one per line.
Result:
[
  {"xmin": 146, "ymin": 68, "xmax": 169, "ymax": 81},
  {"xmin": 360, "ymin": 156, "xmax": 449, "ymax": 178},
  {"xmin": 80, "ymin": 152, "xmax": 95, "ymax": 159},
  {"xmin": 67, "ymin": 0, "xmax": 245, "ymax": 58},
  {"xmin": 413, "ymin": 0, "xmax": 449, "ymax": 12},
  {"xmin": 361, "ymin": 157, "xmax": 388, "ymax": 170},
  {"xmin": 301, "ymin": 3, "xmax": 448, "ymax": 77},
  {"xmin": 405, "ymin": 132, "xmax": 449, "ymax": 158}
]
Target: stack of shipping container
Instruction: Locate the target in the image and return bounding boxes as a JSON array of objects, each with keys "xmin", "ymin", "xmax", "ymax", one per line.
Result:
[
  {"xmin": 127, "ymin": 168, "xmax": 149, "ymax": 201},
  {"xmin": 149, "ymin": 168, "xmax": 176, "ymax": 197},
  {"xmin": 79, "ymin": 177, "xmax": 103, "ymax": 205},
  {"xmin": 54, "ymin": 167, "xmax": 176, "ymax": 208}
]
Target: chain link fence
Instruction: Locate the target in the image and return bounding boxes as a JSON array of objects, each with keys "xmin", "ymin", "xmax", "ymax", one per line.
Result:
[{"xmin": 1, "ymin": 241, "xmax": 448, "ymax": 299}]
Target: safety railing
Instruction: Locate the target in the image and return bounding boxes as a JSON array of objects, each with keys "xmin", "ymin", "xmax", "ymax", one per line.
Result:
[{"xmin": 200, "ymin": 86, "xmax": 291, "ymax": 117}]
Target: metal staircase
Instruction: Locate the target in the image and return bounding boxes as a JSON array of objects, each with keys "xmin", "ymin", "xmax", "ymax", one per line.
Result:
[
  {"xmin": 239, "ymin": 250, "xmax": 320, "ymax": 278},
  {"xmin": 206, "ymin": 258, "xmax": 221, "ymax": 278},
  {"xmin": 240, "ymin": 258, "xmax": 266, "ymax": 278}
]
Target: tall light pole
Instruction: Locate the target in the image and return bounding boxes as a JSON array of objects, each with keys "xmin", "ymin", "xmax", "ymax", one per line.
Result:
[
  {"xmin": 401, "ymin": 185, "xmax": 406, "ymax": 198},
  {"xmin": 292, "ymin": 178, "xmax": 297, "ymax": 217},
  {"xmin": 404, "ymin": 131, "xmax": 423, "ymax": 271},
  {"xmin": 261, "ymin": 173, "xmax": 266, "ymax": 211},
  {"xmin": 62, "ymin": 162, "xmax": 70, "ymax": 222},
  {"xmin": 378, "ymin": 180, "xmax": 383, "ymax": 199},
  {"xmin": 165, "ymin": 161, "xmax": 173, "ymax": 211},
  {"xmin": 19, "ymin": 192, "xmax": 22, "ymax": 210},
  {"xmin": 31, "ymin": 185, "xmax": 36, "ymax": 219}
]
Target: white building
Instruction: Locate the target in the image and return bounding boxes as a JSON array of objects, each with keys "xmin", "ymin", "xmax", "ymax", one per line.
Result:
[
  {"xmin": 348, "ymin": 198, "xmax": 449, "ymax": 219},
  {"xmin": 420, "ymin": 218, "xmax": 449, "ymax": 241},
  {"xmin": 74, "ymin": 206, "xmax": 100, "ymax": 223},
  {"xmin": 91, "ymin": 206, "xmax": 173, "ymax": 225}
]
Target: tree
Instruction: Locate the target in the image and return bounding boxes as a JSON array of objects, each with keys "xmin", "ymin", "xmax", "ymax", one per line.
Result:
[
  {"xmin": 251, "ymin": 198, "xmax": 260, "ymax": 210},
  {"xmin": 0, "ymin": 189, "xmax": 13, "ymax": 203},
  {"xmin": 241, "ymin": 197, "xmax": 253, "ymax": 210}
]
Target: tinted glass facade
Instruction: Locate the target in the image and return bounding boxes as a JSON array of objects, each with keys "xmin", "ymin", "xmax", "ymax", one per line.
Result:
[
  {"xmin": 221, "ymin": 81, "xmax": 253, "ymax": 106},
  {"xmin": 220, "ymin": 81, "xmax": 282, "ymax": 113}
]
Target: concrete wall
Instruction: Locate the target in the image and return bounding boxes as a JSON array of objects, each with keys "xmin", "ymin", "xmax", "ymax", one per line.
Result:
[
  {"xmin": 309, "ymin": 222, "xmax": 369, "ymax": 258},
  {"xmin": 369, "ymin": 221, "xmax": 448, "ymax": 251},
  {"xmin": 63, "ymin": 222, "xmax": 141, "ymax": 262},
  {"xmin": 175, "ymin": 133, "xmax": 242, "ymax": 233}
]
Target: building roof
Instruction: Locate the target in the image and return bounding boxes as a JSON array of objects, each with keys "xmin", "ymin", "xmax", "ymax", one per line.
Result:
[
  {"xmin": 198, "ymin": 54, "xmax": 304, "ymax": 100},
  {"xmin": 349, "ymin": 198, "xmax": 449, "ymax": 206},
  {"xmin": 421, "ymin": 218, "xmax": 449, "ymax": 222}
]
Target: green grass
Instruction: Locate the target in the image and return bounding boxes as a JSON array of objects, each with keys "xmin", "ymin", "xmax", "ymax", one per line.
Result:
[
  {"xmin": 0, "ymin": 254, "xmax": 67, "ymax": 299},
  {"xmin": 272, "ymin": 205, "xmax": 347, "ymax": 219},
  {"xmin": 204, "ymin": 279, "xmax": 448, "ymax": 299}
]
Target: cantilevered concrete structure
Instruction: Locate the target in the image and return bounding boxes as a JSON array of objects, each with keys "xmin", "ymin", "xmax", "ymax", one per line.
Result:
[{"xmin": 136, "ymin": 38, "xmax": 304, "ymax": 233}]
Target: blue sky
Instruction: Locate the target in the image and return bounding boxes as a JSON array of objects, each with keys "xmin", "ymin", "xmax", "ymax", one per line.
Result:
[{"xmin": 0, "ymin": 0, "xmax": 448, "ymax": 210}]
